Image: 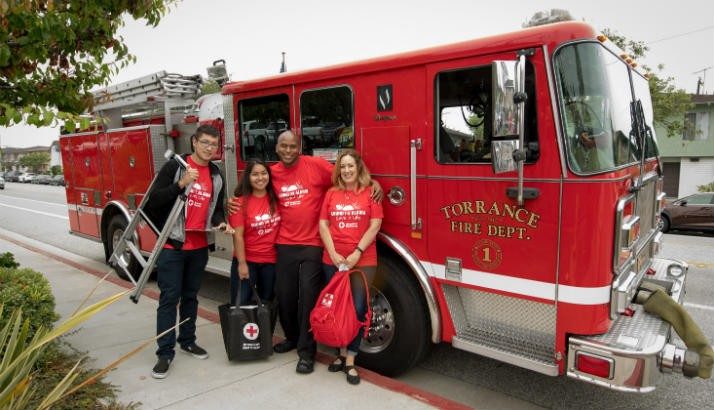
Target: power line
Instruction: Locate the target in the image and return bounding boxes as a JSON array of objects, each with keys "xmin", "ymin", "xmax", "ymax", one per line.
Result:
[{"xmin": 648, "ymin": 25, "xmax": 714, "ymax": 44}]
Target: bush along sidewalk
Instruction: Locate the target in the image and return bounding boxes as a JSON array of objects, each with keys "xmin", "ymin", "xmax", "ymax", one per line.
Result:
[{"xmin": 0, "ymin": 252, "xmax": 136, "ymax": 409}]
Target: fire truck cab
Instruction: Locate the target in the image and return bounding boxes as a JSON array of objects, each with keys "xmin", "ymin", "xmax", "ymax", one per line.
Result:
[{"xmin": 60, "ymin": 22, "xmax": 711, "ymax": 392}]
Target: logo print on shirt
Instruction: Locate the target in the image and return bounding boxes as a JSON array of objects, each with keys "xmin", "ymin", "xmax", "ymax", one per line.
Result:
[{"xmin": 279, "ymin": 183, "xmax": 309, "ymax": 207}]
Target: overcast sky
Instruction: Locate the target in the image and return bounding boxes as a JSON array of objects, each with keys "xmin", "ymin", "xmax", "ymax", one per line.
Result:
[{"xmin": 1, "ymin": 0, "xmax": 712, "ymax": 148}]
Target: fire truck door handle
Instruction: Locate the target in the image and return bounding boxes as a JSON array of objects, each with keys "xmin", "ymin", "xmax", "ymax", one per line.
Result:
[
  {"xmin": 506, "ymin": 186, "xmax": 539, "ymax": 200},
  {"xmin": 410, "ymin": 138, "xmax": 422, "ymax": 230}
]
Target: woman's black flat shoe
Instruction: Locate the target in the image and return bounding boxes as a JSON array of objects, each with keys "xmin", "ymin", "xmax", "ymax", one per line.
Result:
[
  {"xmin": 344, "ymin": 365, "xmax": 360, "ymax": 385},
  {"xmin": 328, "ymin": 356, "xmax": 346, "ymax": 372}
]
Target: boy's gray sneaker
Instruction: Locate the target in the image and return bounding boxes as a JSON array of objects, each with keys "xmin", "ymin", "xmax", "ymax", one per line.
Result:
[
  {"xmin": 151, "ymin": 357, "xmax": 172, "ymax": 379},
  {"xmin": 180, "ymin": 343, "xmax": 209, "ymax": 359}
]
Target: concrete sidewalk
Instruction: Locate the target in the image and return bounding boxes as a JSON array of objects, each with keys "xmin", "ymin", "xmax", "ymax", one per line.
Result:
[{"xmin": 0, "ymin": 231, "xmax": 468, "ymax": 409}]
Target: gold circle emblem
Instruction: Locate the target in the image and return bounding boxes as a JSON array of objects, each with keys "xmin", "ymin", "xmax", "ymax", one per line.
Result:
[{"xmin": 472, "ymin": 239, "xmax": 503, "ymax": 270}]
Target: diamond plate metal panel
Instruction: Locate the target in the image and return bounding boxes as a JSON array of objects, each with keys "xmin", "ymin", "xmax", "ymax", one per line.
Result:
[
  {"xmin": 575, "ymin": 304, "xmax": 668, "ymax": 352},
  {"xmin": 150, "ymin": 125, "xmax": 170, "ymax": 173},
  {"xmin": 442, "ymin": 284, "xmax": 556, "ymax": 363}
]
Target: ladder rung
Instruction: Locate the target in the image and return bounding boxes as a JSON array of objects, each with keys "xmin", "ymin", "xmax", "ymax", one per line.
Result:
[
  {"xmin": 126, "ymin": 242, "xmax": 147, "ymax": 268},
  {"xmin": 139, "ymin": 209, "xmax": 161, "ymax": 236}
]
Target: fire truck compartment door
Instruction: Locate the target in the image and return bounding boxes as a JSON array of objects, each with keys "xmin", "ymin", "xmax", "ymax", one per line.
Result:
[
  {"xmin": 68, "ymin": 133, "xmax": 103, "ymax": 238},
  {"xmin": 361, "ymin": 126, "xmax": 422, "ymax": 228}
]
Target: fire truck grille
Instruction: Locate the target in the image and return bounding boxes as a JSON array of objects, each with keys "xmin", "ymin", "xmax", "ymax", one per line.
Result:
[
  {"xmin": 442, "ymin": 284, "xmax": 556, "ymax": 367},
  {"xmin": 636, "ymin": 177, "xmax": 656, "ymax": 235}
]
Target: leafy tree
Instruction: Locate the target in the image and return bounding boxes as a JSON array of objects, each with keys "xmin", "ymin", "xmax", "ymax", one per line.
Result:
[
  {"xmin": 602, "ymin": 29, "xmax": 693, "ymax": 138},
  {"xmin": 50, "ymin": 165, "xmax": 62, "ymax": 176},
  {"xmin": 0, "ymin": 1, "xmax": 178, "ymax": 132},
  {"xmin": 19, "ymin": 151, "xmax": 49, "ymax": 173}
]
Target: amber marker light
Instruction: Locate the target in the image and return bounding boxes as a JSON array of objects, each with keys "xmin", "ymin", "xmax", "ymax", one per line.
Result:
[{"xmin": 597, "ymin": 34, "xmax": 608, "ymax": 42}]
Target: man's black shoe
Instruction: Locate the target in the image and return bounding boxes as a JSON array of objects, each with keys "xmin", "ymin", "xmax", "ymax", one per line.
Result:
[
  {"xmin": 151, "ymin": 357, "xmax": 172, "ymax": 379},
  {"xmin": 296, "ymin": 357, "xmax": 314, "ymax": 374},
  {"xmin": 180, "ymin": 343, "xmax": 209, "ymax": 359},
  {"xmin": 273, "ymin": 340, "xmax": 297, "ymax": 353}
]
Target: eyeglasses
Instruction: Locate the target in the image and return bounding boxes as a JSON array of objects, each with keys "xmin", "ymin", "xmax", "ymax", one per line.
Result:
[{"xmin": 197, "ymin": 139, "xmax": 220, "ymax": 150}]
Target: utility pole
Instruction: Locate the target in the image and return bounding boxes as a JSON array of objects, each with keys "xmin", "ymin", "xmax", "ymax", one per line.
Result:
[{"xmin": 693, "ymin": 66, "xmax": 713, "ymax": 94}]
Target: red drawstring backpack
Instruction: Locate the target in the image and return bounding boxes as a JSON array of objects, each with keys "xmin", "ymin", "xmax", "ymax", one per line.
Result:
[{"xmin": 310, "ymin": 269, "xmax": 371, "ymax": 348}]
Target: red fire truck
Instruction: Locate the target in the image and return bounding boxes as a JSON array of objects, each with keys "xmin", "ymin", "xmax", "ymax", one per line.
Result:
[{"xmin": 60, "ymin": 21, "xmax": 711, "ymax": 391}]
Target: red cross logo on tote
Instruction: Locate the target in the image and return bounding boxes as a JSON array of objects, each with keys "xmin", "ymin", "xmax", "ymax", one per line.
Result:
[{"xmin": 243, "ymin": 323, "xmax": 260, "ymax": 340}]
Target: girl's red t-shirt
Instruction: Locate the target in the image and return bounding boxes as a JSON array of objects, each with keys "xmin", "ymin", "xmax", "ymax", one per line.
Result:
[
  {"xmin": 228, "ymin": 195, "xmax": 281, "ymax": 263},
  {"xmin": 319, "ymin": 187, "xmax": 383, "ymax": 266}
]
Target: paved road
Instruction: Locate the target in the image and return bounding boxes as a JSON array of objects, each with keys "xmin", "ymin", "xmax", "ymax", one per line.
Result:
[{"xmin": 1, "ymin": 182, "xmax": 713, "ymax": 409}]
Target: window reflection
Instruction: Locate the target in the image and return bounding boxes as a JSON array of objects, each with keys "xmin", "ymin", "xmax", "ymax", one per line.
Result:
[
  {"xmin": 238, "ymin": 95, "xmax": 290, "ymax": 161},
  {"xmin": 300, "ymin": 87, "xmax": 354, "ymax": 158}
]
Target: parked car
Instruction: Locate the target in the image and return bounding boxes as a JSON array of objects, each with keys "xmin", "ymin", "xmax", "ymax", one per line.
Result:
[
  {"xmin": 0, "ymin": 175, "xmax": 5, "ymax": 189},
  {"xmin": 4, "ymin": 170, "xmax": 20, "ymax": 182},
  {"xmin": 50, "ymin": 175, "xmax": 65, "ymax": 186},
  {"xmin": 33, "ymin": 174, "xmax": 53, "ymax": 184},
  {"xmin": 660, "ymin": 192, "xmax": 714, "ymax": 233},
  {"xmin": 18, "ymin": 172, "xmax": 36, "ymax": 183}
]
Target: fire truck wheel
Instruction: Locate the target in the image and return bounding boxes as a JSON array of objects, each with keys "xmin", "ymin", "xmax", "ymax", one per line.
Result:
[
  {"xmin": 357, "ymin": 256, "xmax": 431, "ymax": 376},
  {"xmin": 107, "ymin": 215, "xmax": 142, "ymax": 281}
]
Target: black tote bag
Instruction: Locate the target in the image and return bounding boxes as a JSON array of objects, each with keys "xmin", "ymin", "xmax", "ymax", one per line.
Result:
[{"xmin": 218, "ymin": 285, "xmax": 273, "ymax": 361}]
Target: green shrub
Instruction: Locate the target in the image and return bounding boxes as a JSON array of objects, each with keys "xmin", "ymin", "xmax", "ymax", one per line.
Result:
[
  {"xmin": 697, "ymin": 181, "xmax": 714, "ymax": 192},
  {"xmin": 0, "ymin": 267, "xmax": 59, "ymax": 337},
  {"xmin": 0, "ymin": 251, "xmax": 20, "ymax": 268}
]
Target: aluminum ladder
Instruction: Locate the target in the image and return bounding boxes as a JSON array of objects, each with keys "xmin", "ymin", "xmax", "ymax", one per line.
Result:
[{"xmin": 109, "ymin": 150, "xmax": 192, "ymax": 303}]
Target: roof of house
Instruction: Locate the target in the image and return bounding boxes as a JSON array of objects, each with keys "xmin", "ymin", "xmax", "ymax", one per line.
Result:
[{"xmin": 692, "ymin": 94, "xmax": 714, "ymax": 104}]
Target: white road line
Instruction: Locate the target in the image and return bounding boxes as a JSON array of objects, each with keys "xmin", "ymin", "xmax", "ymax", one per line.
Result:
[
  {"xmin": 0, "ymin": 195, "xmax": 67, "ymax": 207},
  {"xmin": 0, "ymin": 202, "xmax": 69, "ymax": 220},
  {"xmin": 684, "ymin": 302, "xmax": 714, "ymax": 312}
]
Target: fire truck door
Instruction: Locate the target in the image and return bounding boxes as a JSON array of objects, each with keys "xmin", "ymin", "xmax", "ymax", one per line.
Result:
[
  {"xmin": 362, "ymin": 125, "xmax": 426, "ymax": 236},
  {"xmin": 424, "ymin": 54, "xmax": 559, "ymax": 296},
  {"xmin": 68, "ymin": 132, "xmax": 103, "ymax": 238}
]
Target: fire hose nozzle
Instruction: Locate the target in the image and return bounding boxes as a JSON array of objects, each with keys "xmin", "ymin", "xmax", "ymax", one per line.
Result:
[{"xmin": 660, "ymin": 344, "xmax": 700, "ymax": 378}]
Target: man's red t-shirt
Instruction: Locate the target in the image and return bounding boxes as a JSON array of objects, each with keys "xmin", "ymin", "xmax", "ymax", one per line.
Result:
[
  {"xmin": 179, "ymin": 156, "xmax": 212, "ymax": 250},
  {"xmin": 271, "ymin": 156, "xmax": 333, "ymax": 246},
  {"xmin": 320, "ymin": 187, "xmax": 383, "ymax": 266},
  {"xmin": 228, "ymin": 194, "xmax": 281, "ymax": 263}
]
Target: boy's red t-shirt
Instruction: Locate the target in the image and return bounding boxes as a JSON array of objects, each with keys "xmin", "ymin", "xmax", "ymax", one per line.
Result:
[
  {"xmin": 171, "ymin": 156, "xmax": 212, "ymax": 250},
  {"xmin": 228, "ymin": 194, "xmax": 281, "ymax": 263},
  {"xmin": 271, "ymin": 156, "xmax": 333, "ymax": 246},
  {"xmin": 320, "ymin": 187, "xmax": 383, "ymax": 266}
]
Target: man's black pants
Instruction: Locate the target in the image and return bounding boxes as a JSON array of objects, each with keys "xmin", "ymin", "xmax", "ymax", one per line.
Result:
[{"xmin": 275, "ymin": 244, "xmax": 324, "ymax": 360}]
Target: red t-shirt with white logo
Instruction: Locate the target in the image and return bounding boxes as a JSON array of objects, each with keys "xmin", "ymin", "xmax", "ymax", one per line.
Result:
[
  {"xmin": 181, "ymin": 156, "xmax": 212, "ymax": 250},
  {"xmin": 271, "ymin": 156, "xmax": 333, "ymax": 246},
  {"xmin": 228, "ymin": 194, "xmax": 281, "ymax": 263},
  {"xmin": 320, "ymin": 187, "xmax": 383, "ymax": 266}
]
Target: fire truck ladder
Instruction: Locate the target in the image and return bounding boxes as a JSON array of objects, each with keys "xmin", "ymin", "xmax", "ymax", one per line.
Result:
[
  {"xmin": 92, "ymin": 71, "xmax": 202, "ymax": 132},
  {"xmin": 109, "ymin": 150, "xmax": 193, "ymax": 303}
]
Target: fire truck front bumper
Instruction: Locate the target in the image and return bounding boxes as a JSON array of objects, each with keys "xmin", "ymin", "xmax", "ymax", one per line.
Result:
[{"xmin": 566, "ymin": 257, "xmax": 695, "ymax": 393}]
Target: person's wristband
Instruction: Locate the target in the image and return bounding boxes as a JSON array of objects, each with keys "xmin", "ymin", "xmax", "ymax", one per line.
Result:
[{"xmin": 355, "ymin": 246, "xmax": 364, "ymax": 254}]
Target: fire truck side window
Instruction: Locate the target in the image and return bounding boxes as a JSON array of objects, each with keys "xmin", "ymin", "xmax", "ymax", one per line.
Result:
[
  {"xmin": 238, "ymin": 95, "xmax": 290, "ymax": 161},
  {"xmin": 435, "ymin": 64, "xmax": 538, "ymax": 164},
  {"xmin": 299, "ymin": 86, "xmax": 354, "ymax": 157}
]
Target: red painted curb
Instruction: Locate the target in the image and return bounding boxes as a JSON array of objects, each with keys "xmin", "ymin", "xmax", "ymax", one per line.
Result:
[{"xmin": 1, "ymin": 233, "xmax": 473, "ymax": 410}]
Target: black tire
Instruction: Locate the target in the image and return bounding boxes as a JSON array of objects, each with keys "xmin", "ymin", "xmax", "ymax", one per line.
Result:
[
  {"xmin": 660, "ymin": 215, "xmax": 670, "ymax": 233},
  {"xmin": 106, "ymin": 215, "xmax": 142, "ymax": 281},
  {"xmin": 356, "ymin": 256, "xmax": 431, "ymax": 376}
]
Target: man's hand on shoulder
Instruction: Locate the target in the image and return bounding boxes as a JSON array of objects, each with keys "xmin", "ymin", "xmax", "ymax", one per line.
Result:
[
  {"xmin": 226, "ymin": 196, "xmax": 240, "ymax": 215},
  {"xmin": 370, "ymin": 179, "xmax": 383, "ymax": 202}
]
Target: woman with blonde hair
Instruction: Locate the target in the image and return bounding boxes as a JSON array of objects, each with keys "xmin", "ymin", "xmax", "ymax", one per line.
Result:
[{"xmin": 318, "ymin": 149, "xmax": 383, "ymax": 385}]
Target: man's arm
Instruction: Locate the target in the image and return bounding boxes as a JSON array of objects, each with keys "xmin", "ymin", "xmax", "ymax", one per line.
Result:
[{"xmin": 146, "ymin": 160, "xmax": 182, "ymax": 211}]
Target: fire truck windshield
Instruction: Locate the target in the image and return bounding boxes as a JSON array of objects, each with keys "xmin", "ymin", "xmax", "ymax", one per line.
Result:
[{"xmin": 554, "ymin": 42, "xmax": 646, "ymax": 174}]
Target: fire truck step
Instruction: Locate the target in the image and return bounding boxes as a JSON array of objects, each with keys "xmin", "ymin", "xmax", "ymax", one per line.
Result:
[{"xmin": 453, "ymin": 328, "xmax": 559, "ymax": 376}]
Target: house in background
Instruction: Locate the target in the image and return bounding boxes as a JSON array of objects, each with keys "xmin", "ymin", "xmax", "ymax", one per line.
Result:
[
  {"xmin": 0, "ymin": 145, "xmax": 51, "ymax": 172},
  {"xmin": 656, "ymin": 94, "xmax": 714, "ymax": 198}
]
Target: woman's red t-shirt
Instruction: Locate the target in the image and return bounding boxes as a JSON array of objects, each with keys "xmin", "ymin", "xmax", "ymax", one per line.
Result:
[
  {"xmin": 320, "ymin": 187, "xmax": 383, "ymax": 266},
  {"xmin": 228, "ymin": 195, "xmax": 281, "ymax": 263}
]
